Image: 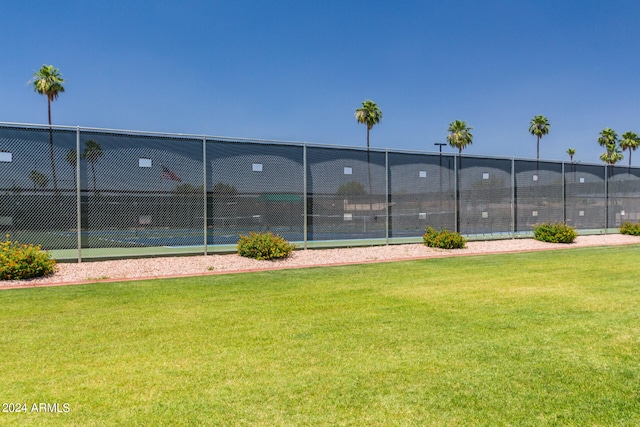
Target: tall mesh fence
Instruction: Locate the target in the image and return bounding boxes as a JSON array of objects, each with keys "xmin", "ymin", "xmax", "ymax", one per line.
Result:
[
  {"xmin": 607, "ymin": 166, "xmax": 640, "ymax": 226},
  {"xmin": 1, "ymin": 123, "xmax": 638, "ymax": 260},
  {"xmin": 0, "ymin": 125, "xmax": 77, "ymax": 249},
  {"xmin": 514, "ymin": 160, "xmax": 564, "ymax": 232},
  {"xmin": 388, "ymin": 152, "xmax": 455, "ymax": 235},
  {"xmin": 458, "ymin": 157, "xmax": 513, "ymax": 235},
  {"xmin": 307, "ymin": 147, "xmax": 387, "ymax": 241},
  {"xmin": 564, "ymin": 164, "xmax": 606, "ymax": 229},
  {"xmin": 207, "ymin": 140, "xmax": 304, "ymax": 244},
  {"xmin": 78, "ymin": 131, "xmax": 205, "ymax": 249}
]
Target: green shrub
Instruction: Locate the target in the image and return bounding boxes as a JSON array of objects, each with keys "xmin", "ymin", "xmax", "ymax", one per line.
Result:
[
  {"xmin": 620, "ymin": 221, "xmax": 640, "ymax": 236},
  {"xmin": 0, "ymin": 235, "xmax": 57, "ymax": 280},
  {"xmin": 423, "ymin": 227, "xmax": 466, "ymax": 249},
  {"xmin": 237, "ymin": 231, "xmax": 296, "ymax": 260},
  {"xmin": 533, "ymin": 222, "xmax": 577, "ymax": 243}
]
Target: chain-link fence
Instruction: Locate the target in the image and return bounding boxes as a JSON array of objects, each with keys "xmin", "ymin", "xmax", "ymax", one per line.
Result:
[{"xmin": 1, "ymin": 123, "xmax": 637, "ymax": 260}]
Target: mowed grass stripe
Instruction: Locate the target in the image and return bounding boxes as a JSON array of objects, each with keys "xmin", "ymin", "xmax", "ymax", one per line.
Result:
[{"xmin": 1, "ymin": 245, "xmax": 639, "ymax": 426}]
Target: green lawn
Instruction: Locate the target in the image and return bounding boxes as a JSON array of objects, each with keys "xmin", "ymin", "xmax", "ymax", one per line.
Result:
[{"xmin": 1, "ymin": 246, "xmax": 640, "ymax": 426}]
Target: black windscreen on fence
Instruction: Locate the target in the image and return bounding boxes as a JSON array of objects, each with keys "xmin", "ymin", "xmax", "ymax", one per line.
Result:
[
  {"xmin": 0, "ymin": 123, "xmax": 636, "ymax": 260},
  {"xmin": 77, "ymin": 131, "xmax": 205, "ymax": 249},
  {"xmin": 514, "ymin": 160, "xmax": 563, "ymax": 232},
  {"xmin": 306, "ymin": 146, "xmax": 386, "ymax": 241},
  {"xmin": 388, "ymin": 152, "xmax": 455, "ymax": 236},
  {"xmin": 564, "ymin": 163, "xmax": 606, "ymax": 230},
  {"xmin": 0, "ymin": 126, "xmax": 77, "ymax": 249},
  {"xmin": 458, "ymin": 157, "xmax": 512, "ymax": 236},
  {"xmin": 208, "ymin": 140, "xmax": 304, "ymax": 244}
]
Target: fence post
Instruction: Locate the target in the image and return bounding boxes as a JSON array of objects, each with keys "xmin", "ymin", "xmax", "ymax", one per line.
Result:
[
  {"xmin": 203, "ymin": 135, "xmax": 208, "ymax": 255},
  {"xmin": 454, "ymin": 154, "xmax": 459, "ymax": 233},
  {"xmin": 604, "ymin": 164, "xmax": 608, "ymax": 234},
  {"xmin": 385, "ymin": 148, "xmax": 389, "ymax": 245},
  {"xmin": 303, "ymin": 143, "xmax": 307, "ymax": 250},
  {"xmin": 510, "ymin": 157, "xmax": 515, "ymax": 238},
  {"xmin": 76, "ymin": 126, "xmax": 82, "ymax": 263},
  {"xmin": 562, "ymin": 161, "xmax": 566, "ymax": 224}
]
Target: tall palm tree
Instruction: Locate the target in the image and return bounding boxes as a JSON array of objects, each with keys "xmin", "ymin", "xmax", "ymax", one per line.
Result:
[
  {"xmin": 566, "ymin": 148, "xmax": 576, "ymax": 163},
  {"xmin": 529, "ymin": 115, "xmax": 550, "ymax": 160},
  {"xmin": 599, "ymin": 146, "xmax": 623, "ymax": 165},
  {"xmin": 355, "ymin": 100, "xmax": 383, "ymax": 150},
  {"xmin": 446, "ymin": 120, "xmax": 473, "ymax": 153},
  {"xmin": 620, "ymin": 131, "xmax": 640, "ymax": 168},
  {"xmin": 446, "ymin": 120, "xmax": 473, "ymax": 233},
  {"xmin": 355, "ymin": 100, "xmax": 383, "ymax": 195},
  {"xmin": 30, "ymin": 65, "xmax": 65, "ymax": 192},
  {"xmin": 598, "ymin": 128, "xmax": 623, "ymax": 165},
  {"xmin": 82, "ymin": 140, "xmax": 103, "ymax": 195}
]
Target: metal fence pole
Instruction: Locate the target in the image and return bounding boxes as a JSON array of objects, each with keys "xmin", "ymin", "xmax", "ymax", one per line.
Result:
[
  {"xmin": 562, "ymin": 161, "xmax": 566, "ymax": 224},
  {"xmin": 511, "ymin": 157, "xmax": 515, "ymax": 238},
  {"xmin": 454, "ymin": 154, "xmax": 459, "ymax": 233},
  {"xmin": 203, "ymin": 135, "xmax": 208, "ymax": 255},
  {"xmin": 303, "ymin": 144, "xmax": 307, "ymax": 249},
  {"xmin": 604, "ymin": 164, "xmax": 608, "ymax": 233},
  {"xmin": 385, "ymin": 148, "xmax": 389, "ymax": 245},
  {"xmin": 76, "ymin": 126, "xmax": 82, "ymax": 263}
]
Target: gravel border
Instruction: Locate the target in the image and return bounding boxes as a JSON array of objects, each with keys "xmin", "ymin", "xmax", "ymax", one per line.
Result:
[{"xmin": 2, "ymin": 234, "xmax": 639, "ymax": 289}]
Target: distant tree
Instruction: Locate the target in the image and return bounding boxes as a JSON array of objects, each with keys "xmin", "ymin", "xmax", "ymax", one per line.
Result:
[
  {"xmin": 65, "ymin": 149, "xmax": 77, "ymax": 186},
  {"xmin": 29, "ymin": 170, "xmax": 49, "ymax": 189},
  {"xmin": 566, "ymin": 148, "xmax": 576, "ymax": 163},
  {"xmin": 82, "ymin": 140, "xmax": 103, "ymax": 195},
  {"xmin": 529, "ymin": 115, "xmax": 550, "ymax": 160},
  {"xmin": 175, "ymin": 183, "xmax": 205, "ymax": 194},
  {"xmin": 620, "ymin": 131, "xmax": 640, "ymax": 168},
  {"xmin": 29, "ymin": 65, "xmax": 65, "ymax": 192},
  {"xmin": 211, "ymin": 182, "xmax": 238, "ymax": 195},
  {"xmin": 336, "ymin": 181, "xmax": 367, "ymax": 196},
  {"xmin": 446, "ymin": 120, "xmax": 473, "ymax": 153},
  {"xmin": 355, "ymin": 100, "xmax": 383, "ymax": 150},
  {"xmin": 598, "ymin": 128, "xmax": 623, "ymax": 165}
]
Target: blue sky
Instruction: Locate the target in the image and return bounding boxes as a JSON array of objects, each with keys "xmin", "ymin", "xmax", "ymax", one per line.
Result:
[{"xmin": 2, "ymin": 0, "xmax": 640, "ymax": 164}]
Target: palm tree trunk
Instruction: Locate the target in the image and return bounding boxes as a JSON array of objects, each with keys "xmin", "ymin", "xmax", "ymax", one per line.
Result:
[
  {"xmin": 91, "ymin": 162, "xmax": 97, "ymax": 195},
  {"xmin": 47, "ymin": 98, "xmax": 58, "ymax": 192},
  {"xmin": 536, "ymin": 136, "xmax": 540, "ymax": 160},
  {"xmin": 456, "ymin": 148, "xmax": 462, "ymax": 233},
  {"xmin": 366, "ymin": 127, "xmax": 372, "ymax": 196}
]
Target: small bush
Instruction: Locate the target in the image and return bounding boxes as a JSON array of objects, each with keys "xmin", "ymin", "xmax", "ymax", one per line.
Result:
[
  {"xmin": 237, "ymin": 231, "xmax": 296, "ymax": 260},
  {"xmin": 620, "ymin": 221, "xmax": 640, "ymax": 236},
  {"xmin": 533, "ymin": 222, "xmax": 577, "ymax": 243},
  {"xmin": 423, "ymin": 227, "xmax": 466, "ymax": 249},
  {"xmin": 0, "ymin": 235, "xmax": 57, "ymax": 280}
]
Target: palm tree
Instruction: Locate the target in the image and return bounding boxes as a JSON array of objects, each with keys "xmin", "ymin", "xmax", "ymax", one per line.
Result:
[
  {"xmin": 355, "ymin": 100, "xmax": 383, "ymax": 195},
  {"xmin": 529, "ymin": 115, "xmax": 550, "ymax": 160},
  {"xmin": 446, "ymin": 120, "xmax": 473, "ymax": 153},
  {"xmin": 600, "ymin": 146, "xmax": 623, "ymax": 165},
  {"xmin": 620, "ymin": 131, "xmax": 640, "ymax": 168},
  {"xmin": 355, "ymin": 100, "xmax": 383, "ymax": 150},
  {"xmin": 446, "ymin": 120, "xmax": 473, "ymax": 234},
  {"xmin": 598, "ymin": 128, "xmax": 623, "ymax": 165},
  {"xmin": 29, "ymin": 170, "xmax": 49, "ymax": 189},
  {"xmin": 566, "ymin": 148, "xmax": 576, "ymax": 163},
  {"xmin": 82, "ymin": 140, "xmax": 103, "ymax": 195},
  {"xmin": 30, "ymin": 65, "xmax": 65, "ymax": 192}
]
